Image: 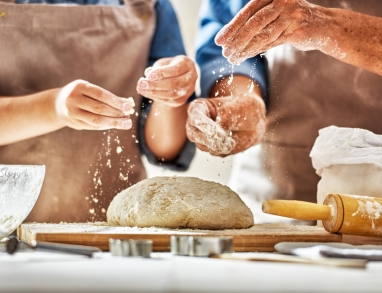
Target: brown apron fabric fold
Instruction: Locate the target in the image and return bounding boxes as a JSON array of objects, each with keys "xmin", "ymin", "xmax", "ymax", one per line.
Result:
[
  {"xmin": 0, "ymin": 0, "xmax": 156, "ymax": 222},
  {"xmin": 263, "ymin": 0, "xmax": 382, "ymax": 203}
]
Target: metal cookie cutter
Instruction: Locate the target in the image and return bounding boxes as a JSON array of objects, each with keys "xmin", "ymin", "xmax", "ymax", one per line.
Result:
[
  {"xmin": 109, "ymin": 239, "xmax": 152, "ymax": 258},
  {"xmin": 171, "ymin": 236, "xmax": 233, "ymax": 257}
]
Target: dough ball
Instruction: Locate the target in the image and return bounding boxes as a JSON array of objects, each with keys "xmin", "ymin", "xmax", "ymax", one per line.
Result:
[{"xmin": 107, "ymin": 176, "xmax": 254, "ymax": 229}]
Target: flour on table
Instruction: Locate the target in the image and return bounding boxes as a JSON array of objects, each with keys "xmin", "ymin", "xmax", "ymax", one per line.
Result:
[{"xmin": 107, "ymin": 176, "xmax": 254, "ymax": 230}]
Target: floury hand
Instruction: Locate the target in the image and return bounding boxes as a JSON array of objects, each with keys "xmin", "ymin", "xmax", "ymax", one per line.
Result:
[
  {"xmin": 186, "ymin": 99, "xmax": 236, "ymax": 156},
  {"xmin": 186, "ymin": 92, "xmax": 266, "ymax": 157}
]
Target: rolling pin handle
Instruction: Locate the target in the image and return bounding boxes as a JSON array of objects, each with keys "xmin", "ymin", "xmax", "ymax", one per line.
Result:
[{"xmin": 262, "ymin": 200, "xmax": 333, "ymax": 221}]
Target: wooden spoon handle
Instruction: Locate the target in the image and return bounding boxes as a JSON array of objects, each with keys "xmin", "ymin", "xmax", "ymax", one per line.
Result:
[{"xmin": 262, "ymin": 200, "xmax": 332, "ymax": 221}]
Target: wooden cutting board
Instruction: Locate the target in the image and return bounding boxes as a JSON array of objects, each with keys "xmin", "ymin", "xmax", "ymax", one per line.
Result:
[{"xmin": 18, "ymin": 222, "xmax": 341, "ymax": 252}]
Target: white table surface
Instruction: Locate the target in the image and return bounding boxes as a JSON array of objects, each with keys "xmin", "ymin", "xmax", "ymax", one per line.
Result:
[{"xmin": 1, "ymin": 251, "xmax": 382, "ymax": 293}]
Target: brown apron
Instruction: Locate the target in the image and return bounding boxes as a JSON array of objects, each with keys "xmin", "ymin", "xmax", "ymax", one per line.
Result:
[
  {"xmin": 263, "ymin": 0, "xmax": 382, "ymax": 203},
  {"xmin": 0, "ymin": 0, "xmax": 156, "ymax": 222}
]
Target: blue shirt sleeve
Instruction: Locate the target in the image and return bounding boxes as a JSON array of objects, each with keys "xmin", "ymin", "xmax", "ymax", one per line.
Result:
[
  {"xmin": 138, "ymin": 0, "xmax": 196, "ymax": 171},
  {"xmin": 196, "ymin": 0, "xmax": 268, "ymax": 103}
]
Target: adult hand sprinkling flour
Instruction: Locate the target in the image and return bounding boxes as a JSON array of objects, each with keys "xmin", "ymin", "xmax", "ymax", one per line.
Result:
[
  {"xmin": 214, "ymin": 0, "xmax": 382, "ymax": 75},
  {"xmin": 191, "ymin": 0, "xmax": 382, "ymax": 223}
]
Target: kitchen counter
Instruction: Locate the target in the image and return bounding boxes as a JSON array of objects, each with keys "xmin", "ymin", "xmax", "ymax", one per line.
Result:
[{"xmin": 1, "ymin": 251, "xmax": 382, "ymax": 293}]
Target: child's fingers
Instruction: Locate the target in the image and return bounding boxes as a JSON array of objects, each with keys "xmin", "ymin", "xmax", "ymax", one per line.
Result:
[
  {"xmin": 144, "ymin": 58, "xmax": 173, "ymax": 77},
  {"xmin": 137, "ymin": 89, "xmax": 189, "ymax": 107},
  {"xmin": 151, "ymin": 57, "xmax": 174, "ymax": 68},
  {"xmin": 74, "ymin": 108, "xmax": 133, "ymax": 130},
  {"xmin": 137, "ymin": 71, "xmax": 194, "ymax": 92},
  {"xmin": 67, "ymin": 93, "xmax": 127, "ymax": 118},
  {"xmin": 75, "ymin": 81, "xmax": 135, "ymax": 115},
  {"xmin": 146, "ymin": 56, "xmax": 192, "ymax": 81}
]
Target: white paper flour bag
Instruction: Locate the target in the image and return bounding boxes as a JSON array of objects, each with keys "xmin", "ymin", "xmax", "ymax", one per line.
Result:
[{"xmin": 310, "ymin": 126, "xmax": 382, "ymax": 206}]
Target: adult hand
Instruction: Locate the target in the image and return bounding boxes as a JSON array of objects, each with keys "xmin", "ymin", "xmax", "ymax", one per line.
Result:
[
  {"xmin": 215, "ymin": 0, "xmax": 338, "ymax": 64},
  {"xmin": 136, "ymin": 55, "xmax": 198, "ymax": 107},
  {"xmin": 55, "ymin": 80, "xmax": 134, "ymax": 130},
  {"xmin": 186, "ymin": 93, "xmax": 267, "ymax": 156}
]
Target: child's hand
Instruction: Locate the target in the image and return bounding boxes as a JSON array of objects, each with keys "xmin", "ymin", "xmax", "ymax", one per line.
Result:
[
  {"xmin": 55, "ymin": 80, "xmax": 135, "ymax": 130},
  {"xmin": 136, "ymin": 55, "xmax": 198, "ymax": 107}
]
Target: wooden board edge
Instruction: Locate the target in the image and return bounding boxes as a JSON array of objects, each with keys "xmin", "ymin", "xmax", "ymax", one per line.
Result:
[
  {"xmin": 22, "ymin": 231, "xmax": 342, "ymax": 252},
  {"xmin": 17, "ymin": 225, "xmax": 36, "ymax": 246}
]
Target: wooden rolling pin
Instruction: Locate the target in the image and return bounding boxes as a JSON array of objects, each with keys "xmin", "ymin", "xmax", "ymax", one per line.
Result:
[{"xmin": 262, "ymin": 194, "xmax": 382, "ymax": 237}]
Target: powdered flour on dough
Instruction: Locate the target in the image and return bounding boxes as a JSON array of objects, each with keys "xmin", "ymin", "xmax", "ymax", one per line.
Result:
[{"xmin": 107, "ymin": 176, "xmax": 254, "ymax": 229}]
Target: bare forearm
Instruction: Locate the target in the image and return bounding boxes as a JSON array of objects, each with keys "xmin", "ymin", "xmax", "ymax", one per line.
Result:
[
  {"xmin": 0, "ymin": 89, "xmax": 63, "ymax": 146},
  {"xmin": 216, "ymin": 0, "xmax": 382, "ymax": 75},
  {"xmin": 312, "ymin": 6, "xmax": 382, "ymax": 75},
  {"xmin": 144, "ymin": 101, "xmax": 188, "ymax": 161}
]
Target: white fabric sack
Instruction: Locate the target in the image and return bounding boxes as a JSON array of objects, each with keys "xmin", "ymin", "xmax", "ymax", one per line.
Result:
[
  {"xmin": 310, "ymin": 125, "xmax": 382, "ymax": 176},
  {"xmin": 310, "ymin": 126, "xmax": 382, "ymax": 207}
]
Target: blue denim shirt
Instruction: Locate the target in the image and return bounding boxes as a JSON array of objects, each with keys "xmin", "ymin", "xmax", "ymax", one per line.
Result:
[
  {"xmin": 16, "ymin": 0, "xmax": 196, "ymax": 171},
  {"xmin": 196, "ymin": 0, "xmax": 268, "ymax": 103}
]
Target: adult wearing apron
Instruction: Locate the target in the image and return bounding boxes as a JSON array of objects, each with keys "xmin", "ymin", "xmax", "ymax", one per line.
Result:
[
  {"xmin": 0, "ymin": 0, "xmax": 197, "ymax": 222},
  {"xmin": 187, "ymin": 0, "xmax": 382, "ymax": 222}
]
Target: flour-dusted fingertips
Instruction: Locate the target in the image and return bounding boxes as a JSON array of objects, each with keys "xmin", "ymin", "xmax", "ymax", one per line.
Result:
[
  {"xmin": 144, "ymin": 66, "xmax": 153, "ymax": 77},
  {"xmin": 149, "ymin": 72, "xmax": 159, "ymax": 81},
  {"xmin": 121, "ymin": 119, "xmax": 132, "ymax": 129},
  {"xmin": 220, "ymin": 137, "xmax": 236, "ymax": 155},
  {"xmin": 222, "ymin": 46, "xmax": 233, "ymax": 58},
  {"xmin": 122, "ymin": 105, "xmax": 135, "ymax": 116},
  {"xmin": 122, "ymin": 97, "xmax": 135, "ymax": 115},
  {"xmin": 215, "ymin": 25, "xmax": 229, "ymax": 46},
  {"xmin": 138, "ymin": 79, "xmax": 149, "ymax": 89},
  {"xmin": 126, "ymin": 97, "xmax": 135, "ymax": 107}
]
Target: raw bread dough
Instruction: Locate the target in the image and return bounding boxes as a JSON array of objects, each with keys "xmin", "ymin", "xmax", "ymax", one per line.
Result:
[{"xmin": 107, "ymin": 176, "xmax": 254, "ymax": 229}]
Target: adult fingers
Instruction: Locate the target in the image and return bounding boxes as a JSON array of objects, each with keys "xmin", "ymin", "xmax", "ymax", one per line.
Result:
[
  {"xmin": 230, "ymin": 128, "xmax": 266, "ymax": 154},
  {"xmin": 194, "ymin": 142, "xmax": 231, "ymax": 157},
  {"xmin": 222, "ymin": 4, "xmax": 281, "ymax": 60},
  {"xmin": 186, "ymin": 123, "xmax": 236, "ymax": 155},
  {"xmin": 187, "ymin": 100, "xmax": 228, "ymax": 141},
  {"xmin": 215, "ymin": 0, "xmax": 272, "ymax": 46},
  {"xmin": 229, "ymin": 32, "xmax": 286, "ymax": 65}
]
